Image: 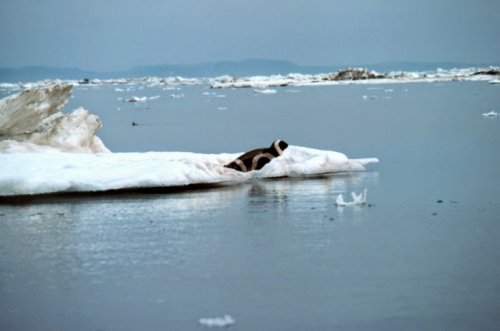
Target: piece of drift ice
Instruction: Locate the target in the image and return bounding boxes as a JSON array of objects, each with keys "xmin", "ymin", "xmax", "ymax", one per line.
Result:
[
  {"xmin": 254, "ymin": 88, "xmax": 277, "ymax": 94},
  {"xmin": 198, "ymin": 315, "xmax": 235, "ymax": 328},
  {"xmin": 482, "ymin": 111, "xmax": 498, "ymax": 117},
  {"xmin": 0, "ymin": 83, "xmax": 72, "ymax": 135},
  {"xmin": 335, "ymin": 189, "xmax": 368, "ymax": 206},
  {"xmin": 0, "ymin": 83, "xmax": 109, "ymax": 153},
  {"xmin": 0, "ymin": 145, "xmax": 378, "ymax": 196},
  {"xmin": 124, "ymin": 96, "xmax": 147, "ymax": 102}
]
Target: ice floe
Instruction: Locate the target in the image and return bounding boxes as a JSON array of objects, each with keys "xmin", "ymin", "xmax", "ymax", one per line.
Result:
[{"xmin": 0, "ymin": 146, "xmax": 378, "ymax": 196}]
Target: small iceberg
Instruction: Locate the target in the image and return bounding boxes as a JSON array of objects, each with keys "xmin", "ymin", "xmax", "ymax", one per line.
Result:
[
  {"xmin": 254, "ymin": 88, "xmax": 277, "ymax": 94},
  {"xmin": 482, "ymin": 111, "xmax": 498, "ymax": 117},
  {"xmin": 124, "ymin": 96, "xmax": 147, "ymax": 102},
  {"xmin": 0, "ymin": 83, "xmax": 109, "ymax": 153},
  {"xmin": 198, "ymin": 315, "xmax": 235, "ymax": 328},
  {"xmin": 335, "ymin": 189, "xmax": 368, "ymax": 207}
]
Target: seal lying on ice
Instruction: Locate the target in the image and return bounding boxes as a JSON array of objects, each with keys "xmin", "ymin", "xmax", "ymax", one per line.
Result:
[{"xmin": 224, "ymin": 140, "xmax": 288, "ymax": 172}]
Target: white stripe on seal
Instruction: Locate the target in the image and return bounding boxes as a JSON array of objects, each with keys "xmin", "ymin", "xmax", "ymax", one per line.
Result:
[
  {"xmin": 234, "ymin": 159, "xmax": 247, "ymax": 172},
  {"xmin": 274, "ymin": 140, "xmax": 284, "ymax": 155},
  {"xmin": 251, "ymin": 153, "xmax": 274, "ymax": 170}
]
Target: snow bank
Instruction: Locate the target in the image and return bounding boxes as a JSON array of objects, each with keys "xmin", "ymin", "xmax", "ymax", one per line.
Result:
[
  {"xmin": 0, "ymin": 83, "xmax": 109, "ymax": 153},
  {"xmin": 0, "ymin": 146, "xmax": 378, "ymax": 196}
]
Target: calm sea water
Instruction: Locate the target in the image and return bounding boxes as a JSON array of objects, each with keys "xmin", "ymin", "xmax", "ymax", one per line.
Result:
[{"xmin": 1, "ymin": 81, "xmax": 499, "ymax": 330}]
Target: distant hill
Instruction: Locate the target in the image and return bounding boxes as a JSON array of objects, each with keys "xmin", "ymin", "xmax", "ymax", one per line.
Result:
[
  {"xmin": 0, "ymin": 66, "xmax": 102, "ymax": 83},
  {"xmin": 1, "ymin": 59, "xmax": 498, "ymax": 82}
]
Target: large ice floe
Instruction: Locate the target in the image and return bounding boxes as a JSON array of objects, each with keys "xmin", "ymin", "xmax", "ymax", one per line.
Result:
[{"xmin": 0, "ymin": 83, "xmax": 378, "ymax": 197}]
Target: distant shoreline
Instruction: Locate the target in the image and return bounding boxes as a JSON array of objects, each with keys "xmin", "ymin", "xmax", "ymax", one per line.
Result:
[{"xmin": 1, "ymin": 59, "xmax": 499, "ymax": 83}]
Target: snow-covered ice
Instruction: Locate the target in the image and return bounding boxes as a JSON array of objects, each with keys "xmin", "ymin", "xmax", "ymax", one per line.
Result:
[{"xmin": 0, "ymin": 146, "xmax": 378, "ymax": 196}]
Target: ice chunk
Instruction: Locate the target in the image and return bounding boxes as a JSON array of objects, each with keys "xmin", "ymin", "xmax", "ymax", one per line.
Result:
[
  {"xmin": 254, "ymin": 88, "xmax": 277, "ymax": 94},
  {"xmin": 0, "ymin": 83, "xmax": 109, "ymax": 153},
  {"xmin": 335, "ymin": 189, "xmax": 368, "ymax": 206},
  {"xmin": 482, "ymin": 111, "xmax": 498, "ymax": 117},
  {"xmin": 124, "ymin": 96, "xmax": 147, "ymax": 102},
  {"xmin": 198, "ymin": 315, "xmax": 235, "ymax": 328},
  {"xmin": 0, "ymin": 83, "xmax": 72, "ymax": 135}
]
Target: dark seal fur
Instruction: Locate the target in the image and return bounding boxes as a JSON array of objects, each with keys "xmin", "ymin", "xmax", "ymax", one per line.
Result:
[{"xmin": 224, "ymin": 140, "xmax": 288, "ymax": 172}]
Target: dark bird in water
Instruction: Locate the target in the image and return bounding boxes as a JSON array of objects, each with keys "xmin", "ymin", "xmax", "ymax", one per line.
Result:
[
  {"xmin": 131, "ymin": 121, "xmax": 138, "ymax": 126},
  {"xmin": 224, "ymin": 140, "xmax": 288, "ymax": 172}
]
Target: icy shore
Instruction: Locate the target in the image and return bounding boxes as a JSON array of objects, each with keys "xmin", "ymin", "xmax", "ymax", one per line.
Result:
[{"xmin": 1, "ymin": 66, "xmax": 498, "ymax": 91}]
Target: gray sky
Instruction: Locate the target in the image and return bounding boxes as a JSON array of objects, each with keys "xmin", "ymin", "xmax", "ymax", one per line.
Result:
[{"xmin": 1, "ymin": 0, "xmax": 499, "ymax": 71}]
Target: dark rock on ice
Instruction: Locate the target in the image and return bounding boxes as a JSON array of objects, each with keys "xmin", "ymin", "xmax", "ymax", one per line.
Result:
[
  {"xmin": 472, "ymin": 69, "xmax": 500, "ymax": 76},
  {"xmin": 322, "ymin": 68, "xmax": 387, "ymax": 81}
]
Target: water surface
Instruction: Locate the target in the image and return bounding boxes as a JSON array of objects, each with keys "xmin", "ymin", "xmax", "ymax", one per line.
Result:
[{"xmin": 1, "ymin": 81, "xmax": 499, "ymax": 330}]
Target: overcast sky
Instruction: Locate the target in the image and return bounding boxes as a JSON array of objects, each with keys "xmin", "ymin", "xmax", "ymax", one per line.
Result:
[{"xmin": 1, "ymin": 0, "xmax": 499, "ymax": 71}]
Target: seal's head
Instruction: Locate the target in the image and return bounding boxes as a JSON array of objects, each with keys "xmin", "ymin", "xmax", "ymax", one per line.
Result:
[{"xmin": 270, "ymin": 140, "xmax": 288, "ymax": 156}]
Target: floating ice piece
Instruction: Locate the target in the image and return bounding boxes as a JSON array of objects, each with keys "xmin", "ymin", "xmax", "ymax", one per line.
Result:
[
  {"xmin": 482, "ymin": 111, "xmax": 498, "ymax": 117},
  {"xmin": 335, "ymin": 189, "xmax": 368, "ymax": 207},
  {"xmin": 124, "ymin": 96, "xmax": 147, "ymax": 102},
  {"xmin": 0, "ymin": 83, "xmax": 109, "ymax": 153},
  {"xmin": 149, "ymin": 95, "xmax": 160, "ymax": 100},
  {"xmin": 0, "ymin": 83, "xmax": 72, "ymax": 135},
  {"xmin": 170, "ymin": 93, "xmax": 184, "ymax": 98},
  {"xmin": 254, "ymin": 88, "xmax": 277, "ymax": 94},
  {"xmin": 0, "ymin": 146, "xmax": 378, "ymax": 196},
  {"xmin": 198, "ymin": 315, "xmax": 235, "ymax": 328},
  {"xmin": 489, "ymin": 79, "xmax": 500, "ymax": 84}
]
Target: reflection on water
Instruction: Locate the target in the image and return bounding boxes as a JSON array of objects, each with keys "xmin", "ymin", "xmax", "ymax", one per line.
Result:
[
  {"xmin": 0, "ymin": 172, "xmax": 377, "ymax": 279},
  {"xmin": 0, "ymin": 172, "xmax": 379, "ymax": 330}
]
